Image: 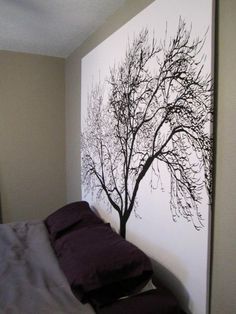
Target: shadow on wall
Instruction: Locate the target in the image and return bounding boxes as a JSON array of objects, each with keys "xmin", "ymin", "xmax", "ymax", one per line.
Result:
[
  {"xmin": 125, "ymin": 225, "xmax": 191, "ymax": 314},
  {"xmin": 151, "ymin": 258, "xmax": 190, "ymax": 314}
]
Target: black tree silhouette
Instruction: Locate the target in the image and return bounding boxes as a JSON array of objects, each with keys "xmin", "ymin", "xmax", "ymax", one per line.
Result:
[{"xmin": 81, "ymin": 19, "xmax": 213, "ymax": 238}]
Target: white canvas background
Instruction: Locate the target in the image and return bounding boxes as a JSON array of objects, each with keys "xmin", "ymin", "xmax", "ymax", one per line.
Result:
[{"xmin": 81, "ymin": 1, "xmax": 214, "ymax": 313}]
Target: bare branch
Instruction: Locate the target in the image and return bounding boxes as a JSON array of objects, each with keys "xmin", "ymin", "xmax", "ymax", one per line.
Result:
[{"xmin": 81, "ymin": 18, "xmax": 213, "ymax": 236}]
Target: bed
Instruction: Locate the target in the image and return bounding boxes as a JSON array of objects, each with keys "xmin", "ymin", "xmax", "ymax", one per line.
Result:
[{"xmin": 0, "ymin": 201, "xmax": 185, "ymax": 314}]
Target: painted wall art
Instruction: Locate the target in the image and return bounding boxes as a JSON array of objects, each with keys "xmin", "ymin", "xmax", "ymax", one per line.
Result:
[{"xmin": 81, "ymin": 1, "xmax": 214, "ymax": 313}]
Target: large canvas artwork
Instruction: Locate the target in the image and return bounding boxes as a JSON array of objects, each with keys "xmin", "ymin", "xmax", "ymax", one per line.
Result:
[{"xmin": 81, "ymin": 1, "xmax": 214, "ymax": 313}]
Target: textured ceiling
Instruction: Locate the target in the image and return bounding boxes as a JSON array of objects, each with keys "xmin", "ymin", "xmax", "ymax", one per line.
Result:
[{"xmin": 0, "ymin": 0, "xmax": 126, "ymax": 58}]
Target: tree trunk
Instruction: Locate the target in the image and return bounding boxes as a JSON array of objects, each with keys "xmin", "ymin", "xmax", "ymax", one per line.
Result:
[{"xmin": 119, "ymin": 217, "xmax": 127, "ymax": 239}]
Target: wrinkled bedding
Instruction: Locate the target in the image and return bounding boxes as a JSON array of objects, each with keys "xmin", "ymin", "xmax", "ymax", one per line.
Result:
[{"xmin": 0, "ymin": 221, "xmax": 95, "ymax": 314}]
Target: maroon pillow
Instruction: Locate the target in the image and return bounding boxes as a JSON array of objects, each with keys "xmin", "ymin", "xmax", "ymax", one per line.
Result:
[
  {"xmin": 53, "ymin": 223, "xmax": 153, "ymax": 305},
  {"xmin": 44, "ymin": 201, "xmax": 104, "ymax": 240},
  {"xmin": 94, "ymin": 287, "xmax": 184, "ymax": 314}
]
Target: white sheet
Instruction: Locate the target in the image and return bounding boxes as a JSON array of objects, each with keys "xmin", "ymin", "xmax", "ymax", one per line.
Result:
[{"xmin": 0, "ymin": 220, "xmax": 95, "ymax": 314}]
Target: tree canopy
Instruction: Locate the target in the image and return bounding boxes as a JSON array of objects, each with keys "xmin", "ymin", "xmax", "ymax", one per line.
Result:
[{"xmin": 81, "ymin": 19, "xmax": 213, "ymax": 238}]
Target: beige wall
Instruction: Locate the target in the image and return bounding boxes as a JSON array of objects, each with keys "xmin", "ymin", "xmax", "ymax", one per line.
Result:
[
  {"xmin": 0, "ymin": 51, "xmax": 66, "ymax": 222},
  {"xmin": 211, "ymin": 0, "xmax": 236, "ymax": 313},
  {"xmin": 65, "ymin": 0, "xmax": 236, "ymax": 313}
]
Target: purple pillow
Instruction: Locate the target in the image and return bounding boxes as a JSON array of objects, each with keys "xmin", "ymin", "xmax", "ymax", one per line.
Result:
[
  {"xmin": 53, "ymin": 223, "xmax": 153, "ymax": 305},
  {"xmin": 44, "ymin": 201, "xmax": 104, "ymax": 240},
  {"xmin": 94, "ymin": 287, "xmax": 184, "ymax": 314}
]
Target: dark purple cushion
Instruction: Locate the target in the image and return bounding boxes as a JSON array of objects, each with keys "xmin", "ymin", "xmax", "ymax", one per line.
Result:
[
  {"xmin": 44, "ymin": 201, "xmax": 104, "ymax": 240},
  {"xmin": 85, "ymin": 272, "xmax": 151, "ymax": 308},
  {"xmin": 94, "ymin": 287, "xmax": 184, "ymax": 314},
  {"xmin": 53, "ymin": 223, "xmax": 153, "ymax": 304}
]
